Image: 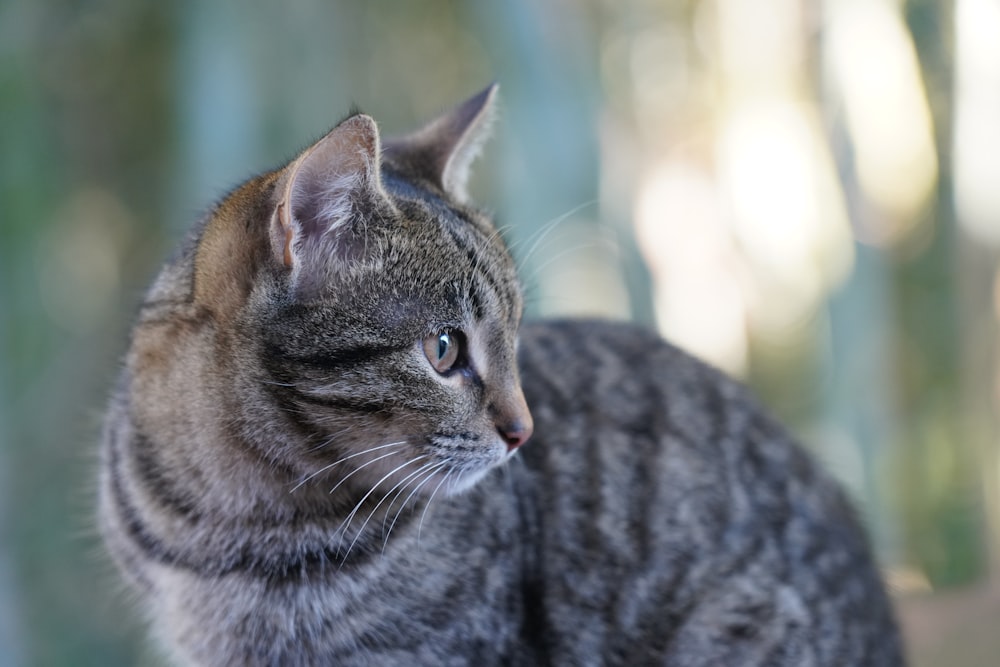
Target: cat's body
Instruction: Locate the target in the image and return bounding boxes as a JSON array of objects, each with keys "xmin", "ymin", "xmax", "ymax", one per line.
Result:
[{"xmin": 99, "ymin": 86, "xmax": 904, "ymax": 666}]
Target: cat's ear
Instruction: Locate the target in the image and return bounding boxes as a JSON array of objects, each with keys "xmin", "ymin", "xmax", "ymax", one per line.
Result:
[
  {"xmin": 271, "ymin": 114, "xmax": 392, "ymax": 293},
  {"xmin": 383, "ymin": 83, "xmax": 498, "ymax": 203}
]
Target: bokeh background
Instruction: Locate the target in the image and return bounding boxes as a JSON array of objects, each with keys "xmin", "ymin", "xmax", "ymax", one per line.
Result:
[{"xmin": 2, "ymin": 0, "xmax": 998, "ymax": 665}]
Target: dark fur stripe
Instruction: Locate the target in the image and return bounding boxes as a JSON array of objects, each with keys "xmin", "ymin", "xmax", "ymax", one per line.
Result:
[
  {"xmin": 263, "ymin": 339, "xmax": 398, "ymax": 370},
  {"xmin": 131, "ymin": 433, "xmax": 200, "ymax": 518},
  {"xmin": 108, "ymin": 428, "xmax": 183, "ymax": 569},
  {"xmin": 109, "ymin": 427, "xmax": 396, "ymax": 581},
  {"xmin": 266, "ymin": 380, "xmax": 388, "ymax": 415}
]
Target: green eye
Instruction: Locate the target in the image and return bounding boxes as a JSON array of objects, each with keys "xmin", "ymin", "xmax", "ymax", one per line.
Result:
[{"xmin": 423, "ymin": 331, "xmax": 461, "ymax": 374}]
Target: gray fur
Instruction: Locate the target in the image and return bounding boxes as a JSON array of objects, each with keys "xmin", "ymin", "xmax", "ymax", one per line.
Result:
[{"xmin": 98, "ymin": 88, "xmax": 904, "ymax": 666}]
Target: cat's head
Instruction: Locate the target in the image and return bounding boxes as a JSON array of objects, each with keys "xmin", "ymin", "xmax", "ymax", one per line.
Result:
[{"xmin": 188, "ymin": 85, "xmax": 531, "ymax": 497}]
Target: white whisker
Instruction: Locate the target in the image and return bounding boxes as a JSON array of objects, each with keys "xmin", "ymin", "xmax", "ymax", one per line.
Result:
[
  {"xmin": 334, "ymin": 455, "xmax": 428, "ymax": 540},
  {"xmin": 385, "ymin": 461, "xmax": 448, "ymax": 544},
  {"xmin": 305, "ymin": 425, "xmax": 357, "ymax": 452},
  {"xmin": 524, "ymin": 239, "xmax": 619, "ymax": 286},
  {"xmin": 340, "ymin": 456, "xmax": 431, "ymax": 559},
  {"xmin": 512, "ymin": 199, "xmax": 598, "ymax": 269},
  {"xmin": 379, "ymin": 461, "xmax": 439, "ymax": 551},
  {"xmin": 327, "ymin": 448, "xmax": 404, "ymax": 496},
  {"xmin": 381, "ymin": 460, "xmax": 436, "ymax": 530},
  {"xmin": 289, "ymin": 440, "xmax": 407, "ymax": 493},
  {"xmin": 447, "ymin": 469, "xmax": 467, "ymax": 494},
  {"xmin": 418, "ymin": 468, "xmax": 453, "ymax": 541},
  {"xmin": 469, "ymin": 223, "xmax": 514, "ymax": 278}
]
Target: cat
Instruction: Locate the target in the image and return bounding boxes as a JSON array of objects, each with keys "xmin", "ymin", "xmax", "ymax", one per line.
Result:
[{"xmin": 98, "ymin": 84, "xmax": 905, "ymax": 666}]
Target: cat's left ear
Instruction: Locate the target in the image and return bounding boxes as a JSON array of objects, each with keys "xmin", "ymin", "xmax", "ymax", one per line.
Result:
[
  {"xmin": 272, "ymin": 114, "xmax": 393, "ymax": 294},
  {"xmin": 383, "ymin": 83, "xmax": 499, "ymax": 203}
]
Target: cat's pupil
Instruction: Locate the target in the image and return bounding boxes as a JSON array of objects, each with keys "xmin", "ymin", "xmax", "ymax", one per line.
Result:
[{"xmin": 437, "ymin": 334, "xmax": 451, "ymax": 360}]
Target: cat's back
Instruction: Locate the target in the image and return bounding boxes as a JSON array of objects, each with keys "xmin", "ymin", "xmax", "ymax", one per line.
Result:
[{"xmin": 513, "ymin": 318, "xmax": 903, "ymax": 666}]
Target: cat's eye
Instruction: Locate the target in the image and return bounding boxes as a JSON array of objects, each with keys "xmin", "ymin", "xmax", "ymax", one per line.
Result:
[{"xmin": 423, "ymin": 331, "xmax": 461, "ymax": 374}]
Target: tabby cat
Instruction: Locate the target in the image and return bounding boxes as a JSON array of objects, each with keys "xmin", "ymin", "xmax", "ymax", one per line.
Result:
[{"xmin": 98, "ymin": 85, "xmax": 904, "ymax": 666}]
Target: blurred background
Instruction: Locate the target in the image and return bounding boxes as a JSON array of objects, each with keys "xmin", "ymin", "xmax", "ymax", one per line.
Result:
[{"xmin": 1, "ymin": 0, "xmax": 998, "ymax": 664}]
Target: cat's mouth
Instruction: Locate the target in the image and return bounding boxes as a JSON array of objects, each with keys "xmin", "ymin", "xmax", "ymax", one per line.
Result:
[{"xmin": 424, "ymin": 431, "xmax": 511, "ymax": 495}]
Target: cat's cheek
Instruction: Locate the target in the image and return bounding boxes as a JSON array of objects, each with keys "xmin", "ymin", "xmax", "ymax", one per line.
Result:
[{"xmin": 424, "ymin": 364, "xmax": 474, "ymax": 390}]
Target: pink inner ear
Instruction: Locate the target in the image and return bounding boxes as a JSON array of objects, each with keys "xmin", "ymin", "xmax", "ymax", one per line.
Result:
[
  {"xmin": 278, "ymin": 115, "xmax": 384, "ymax": 270},
  {"xmin": 272, "ymin": 114, "xmax": 392, "ymax": 292}
]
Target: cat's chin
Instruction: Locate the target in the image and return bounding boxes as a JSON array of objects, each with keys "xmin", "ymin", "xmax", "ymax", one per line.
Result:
[
  {"xmin": 424, "ymin": 433, "xmax": 512, "ymax": 497},
  {"xmin": 441, "ymin": 467, "xmax": 492, "ymax": 496},
  {"xmin": 436, "ymin": 449, "xmax": 512, "ymax": 496}
]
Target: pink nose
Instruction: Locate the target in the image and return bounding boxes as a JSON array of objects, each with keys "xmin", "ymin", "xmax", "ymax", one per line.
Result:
[{"xmin": 498, "ymin": 419, "xmax": 533, "ymax": 451}]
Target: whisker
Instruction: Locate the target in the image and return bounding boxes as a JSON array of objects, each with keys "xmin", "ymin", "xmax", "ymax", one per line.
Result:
[
  {"xmin": 469, "ymin": 223, "xmax": 514, "ymax": 278},
  {"xmin": 523, "ymin": 239, "xmax": 619, "ymax": 286},
  {"xmin": 379, "ymin": 461, "xmax": 441, "ymax": 552},
  {"xmin": 385, "ymin": 461, "xmax": 448, "ymax": 544},
  {"xmin": 418, "ymin": 468, "xmax": 453, "ymax": 541},
  {"xmin": 260, "ymin": 379, "xmax": 297, "ymax": 387},
  {"xmin": 381, "ymin": 460, "xmax": 437, "ymax": 531},
  {"xmin": 305, "ymin": 425, "xmax": 357, "ymax": 453},
  {"xmin": 340, "ymin": 456, "xmax": 431, "ymax": 559},
  {"xmin": 512, "ymin": 199, "xmax": 598, "ymax": 269},
  {"xmin": 290, "ymin": 440, "xmax": 407, "ymax": 493},
  {"xmin": 447, "ymin": 469, "xmax": 468, "ymax": 495},
  {"xmin": 334, "ymin": 455, "xmax": 428, "ymax": 539},
  {"xmin": 327, "ymin": 448, "xmax": 404, "ymax": 496}
]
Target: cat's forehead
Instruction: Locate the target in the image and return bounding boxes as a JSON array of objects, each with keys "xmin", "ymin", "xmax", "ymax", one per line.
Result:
[
  {"xmin": 382, "ymin": 170, "xmax": 492, "ymax": 231},
  {"xmin": 377, "ymin": 175, "xmax": 513, "ymax": 277},
  {"xmin": 323, "ymin": 194, "xmax": 520, "ymax": 331}
]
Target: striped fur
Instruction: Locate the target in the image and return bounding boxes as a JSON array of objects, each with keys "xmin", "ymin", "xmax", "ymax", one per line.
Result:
[{"xmin": 98, "ymin": 88, "xmax": 904, "ymax": 666}]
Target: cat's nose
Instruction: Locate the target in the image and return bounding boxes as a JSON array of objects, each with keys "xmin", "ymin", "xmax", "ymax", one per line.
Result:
[
  {"xmin": 491, "ymin": 385, "xmax": 533, "ymax": 451},
  {"xmin": 497, "ymin": 418, "xmax": 533, "ymax": 451}
]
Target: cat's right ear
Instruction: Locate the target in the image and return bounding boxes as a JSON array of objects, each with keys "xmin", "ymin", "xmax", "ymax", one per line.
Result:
[{"xmin": 271, "ymin": 114, "xmax": 393, "ymax": 294}]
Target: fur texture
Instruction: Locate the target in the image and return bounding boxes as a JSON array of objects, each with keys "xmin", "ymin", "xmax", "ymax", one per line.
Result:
[{"xmin": 98, "ymin": 86, "xmax": 904, "ymax": 666}]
